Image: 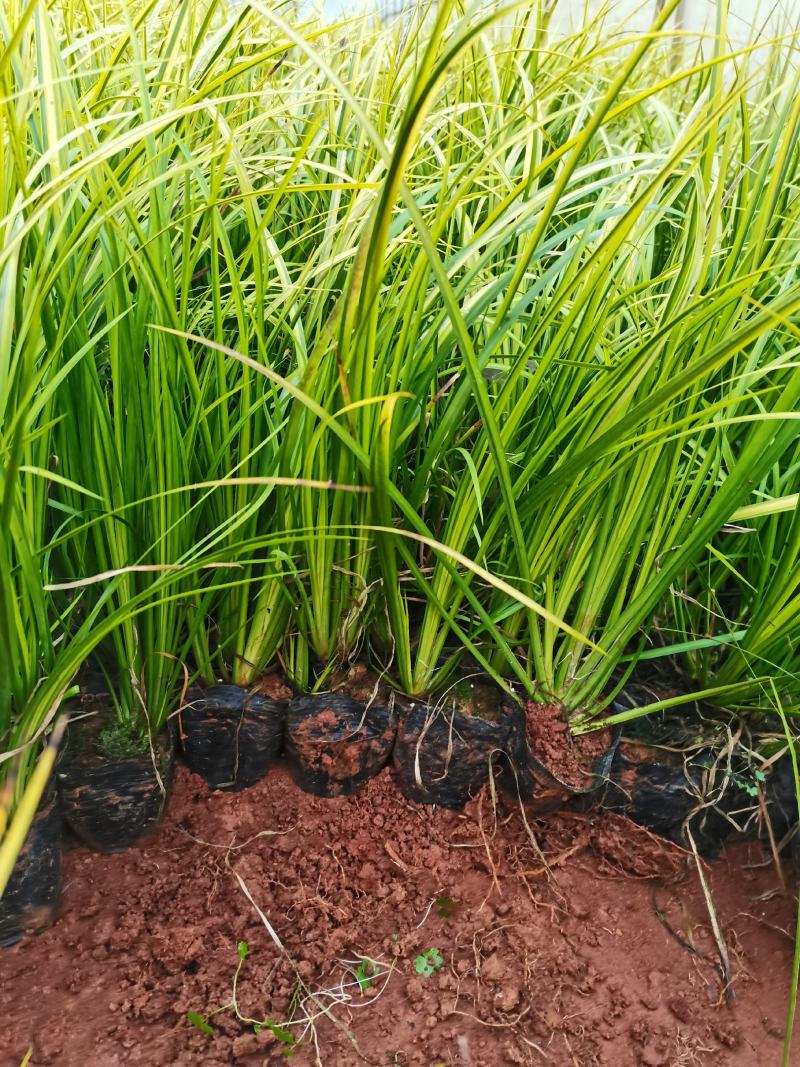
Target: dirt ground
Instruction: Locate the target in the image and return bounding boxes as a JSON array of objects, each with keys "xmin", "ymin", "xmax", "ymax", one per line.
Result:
[{"xmin": 1, "ymin": 763, "xmax": 795, "ymax": 1067}]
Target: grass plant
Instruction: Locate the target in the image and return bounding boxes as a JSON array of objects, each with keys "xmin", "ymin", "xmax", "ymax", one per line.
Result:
[
  {"xmin": 0, "ymin": 0, "xmax": 798, "ymax": 850},
  {"xmin": 667, "ymin": 467, "xmax": 800, "ymax": 715}
]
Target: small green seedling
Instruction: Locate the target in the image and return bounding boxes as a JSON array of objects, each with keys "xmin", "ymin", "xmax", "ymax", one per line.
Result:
[
  {"xmin": 414, "ymin": 947, "xmax": 444, "ymax": 978},
  {"xmin": 354, "ymin": 958, "xmax": 380, "ymax": 993},
  {"xmin": 254, "ymin": 1020, "xmax": 297, "ymax": 1046},
  {"xmin": 732, "ymin": 768, "xmax": 767, "ymax": 798},
  {"xmin": 187, "ymin": 940, "xmax": 297, "ymax": 1050},
  {"xmin": 187, "ymin": 1011, "xmax": 215, "ymax": 1036}
]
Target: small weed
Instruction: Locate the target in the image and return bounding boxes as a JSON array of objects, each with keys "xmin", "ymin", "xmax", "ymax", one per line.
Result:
[
  {"xmin": 354, "ymin": 958, "xmax": 380, "ymax": 993},
  {"xmin": 254, "ymin": 1021, "xmax": 297, "ymax": 1047},
  {"xmin": 414, "ymin": 947, "xmax": 443, "ymax": 978},
  {"xmin": 187, "ymin": 1011, "xmax": 215, "ymax": 1036},
  {"xmin": 186, "ymin": 941, "xmax": 297, "ymax": 1050},
  {"xmin": 98, "ymin": 722, "xmax": 149, "ymax": 760},
  {"xmin": 732, "ymin": 768, "xmax": 767, "ymax": 798}
]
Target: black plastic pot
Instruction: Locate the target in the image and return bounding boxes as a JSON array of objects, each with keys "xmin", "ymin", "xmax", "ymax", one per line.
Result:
[
  {"xmin": 763, "ymin": 754, "xmax": 800, "ymax": 885},
  {"xmin": 504, "ymin": 702, "xmax": 621, "ymax": 814},
  {"xmin": 0, "ymin": 795, "xmax": 62, "ymax": 947},
  {"xmin": 58, "ymin": 715, "xmax": 174, "ymax": 853},
  {"xmin": 180, "ymin": 684, "xmax": 286, "ymax": 791},
  {"xmin": 392, "ymin": 694, "xmax": 521, "ymax": 809},
  {"xmin": 599, "ymin": 742, "xmax": 742, "ymax": 858},
  {"xmin": 765, "ymin": 754, "xmax": 799, "ymax": 843},
  {"xmin": 286, "ymin": 693, "xmax": 396, "ymax": 798}
]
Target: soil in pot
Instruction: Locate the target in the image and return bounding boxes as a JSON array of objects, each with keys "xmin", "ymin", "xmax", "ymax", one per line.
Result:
[
  {"xmin": 286, "ymin": 666, "xmax": 396, "ymax": 797},
  {"xmin": 57, "ymin": 709, "xmax": 174, "ymax": 853},
  {"xmin": 392, "ymin": 678, "xmax": 521, "ymax": 808},
  {"xmin": 504, "ymin": 701, "xmax": 620, "ymax": 814},
  {"xmin": 0, "ymin": 794, "xmax": 62, "ymax": 947},
  {"xmin": 180, "ymin": 680, "xmax": 290, "ymax": 792}
]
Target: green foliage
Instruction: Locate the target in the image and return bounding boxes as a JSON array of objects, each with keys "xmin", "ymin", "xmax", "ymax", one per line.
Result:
[
  {"xmin": 1, "ymin": 0, "xmax": 799, "ymax": 807},
  {"xmin": 97, "ymin": 723, "xmax": 149, "ymax": 761},
  {"xmin": 414, "ymin": 947, "xmax": 444, "ymax": 978},
  {"xmin": 354, "ymin": 958, "xmax": 380, "ymax": 993},
  {"xmin": 731, "ymin": 769, "xmax": 767, "ymax": 799},
  {"xmin": 186, "ymin": 1011, "xmax": 215, "ymax": 1036},
  {"xmin": 253, "ymin": 1020, "xmax": 297, "ymax": 1047}
]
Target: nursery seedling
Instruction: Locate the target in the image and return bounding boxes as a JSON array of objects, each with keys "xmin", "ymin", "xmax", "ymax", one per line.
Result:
[{"xmin": 414, "ymin": 948, "xmax": 444, "ymax": 978}]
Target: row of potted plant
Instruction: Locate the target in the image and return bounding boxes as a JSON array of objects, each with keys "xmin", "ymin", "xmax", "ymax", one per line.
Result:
[{"xmin": 2, "ymin": 0, "xmax": 799, "ymax": 944}]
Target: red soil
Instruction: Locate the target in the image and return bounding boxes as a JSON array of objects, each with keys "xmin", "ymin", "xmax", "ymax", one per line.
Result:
[
  {"xmin": 287, "ymin": 700, "xmax": 395, "ymax": 793},
  {"xmin": 524, "ymin": 702, "xmax": 611, "ymax": 788},
  {"xmin": 0, "ymin": 764, "xmax": 794, "ymax": 1067},
  {"xmin": 252, "ymin": 675, "xmax": 293, "ymax": 702}
]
